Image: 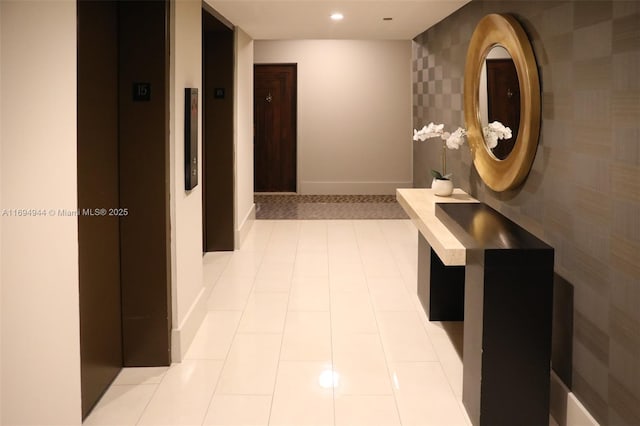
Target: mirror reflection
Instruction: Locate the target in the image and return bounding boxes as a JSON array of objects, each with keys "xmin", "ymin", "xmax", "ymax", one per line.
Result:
[{"xmin": 479, "ymin": 45, "xmax": 520, "ymax": 160}]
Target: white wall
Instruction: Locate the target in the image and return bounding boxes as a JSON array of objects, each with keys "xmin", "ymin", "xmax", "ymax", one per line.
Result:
[
  {"xmin": 0, "ymin": 3, "xmax": 3, "ymax": 422},
  {"xmin": 255, "ymin": 40, "xmax": 413, "ymax": 195},
  {"xmin": 0, "ymin": 1, "xmax": 82, "ymax": 424},
  {"xmin": 169, "ymin": 0, "xmax": 205, "ymax": 361},
  {"xmin": 0, "ymin": 1, "xmax": 242, "ymax": 421},
  {"xmin": 169, "ymin": 4, "xmax": 257, "ymax": 359},
  {"xmin": 234, "ymin": 28, "xmax": 255, "ymax": 246}
]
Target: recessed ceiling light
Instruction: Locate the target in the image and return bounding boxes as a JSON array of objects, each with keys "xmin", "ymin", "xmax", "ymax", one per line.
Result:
[{"xmin": 330, "ymin": 13, "xmax": 344, "ymax": 21}]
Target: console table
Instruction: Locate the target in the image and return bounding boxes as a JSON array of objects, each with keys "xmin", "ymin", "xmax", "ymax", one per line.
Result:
[
  {"xmin": 396, "ymin": 188, "xmax": 554, "ymax": 426},
  {"xmin": 396, "ymin": 188, "xmax": 478, "ymax": 321}
]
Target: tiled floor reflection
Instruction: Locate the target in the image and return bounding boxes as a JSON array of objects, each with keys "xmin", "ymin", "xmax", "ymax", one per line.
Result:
[
  {"xmin": 84, "ymin": 220, "xmax": 559, "ymax": 425},
  {"xmin": 255, "ymin": 194, "xmax": 409, "ymax": 220}
]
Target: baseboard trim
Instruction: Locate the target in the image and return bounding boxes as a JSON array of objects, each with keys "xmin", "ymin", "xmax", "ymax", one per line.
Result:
[
  {"xmin": 299, "ymin": 181, "xmax": 413, "ymax": 195},
  {"xmin": 172, "ymin": 205, "xmax": 256, "ymax": 361},
  {"xmin": 170, "ymin": 286, "xmax": 208, "ymax": 363},
  {"xmin": 236, "ymin": 203, "xmax": 256, "ymax": 249},
  {"xmin": 550, "ymin": 371, "xmax": 599, "ymax": 426}
]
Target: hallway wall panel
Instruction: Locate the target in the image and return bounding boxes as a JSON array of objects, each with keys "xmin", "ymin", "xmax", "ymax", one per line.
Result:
[
  {"xmin": 169, "ymin": 0, "xmax": 205, "ymax": 361},
  {"xmin": 234, "ymin": 28, "xmax": 255, "ymax": 246},
  {"xmin": 255, "ymin": 40, "xmax": 413, "ymax": 195},
  {"xmin": 0, "ymin": 1, "xmax": 82, "ymax": 424}
]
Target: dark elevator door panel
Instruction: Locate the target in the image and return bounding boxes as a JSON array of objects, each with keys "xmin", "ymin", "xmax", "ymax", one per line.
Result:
[
  {"xmin": 77, "ymin": 0, "xmax": 122, "ymax": 418},
  {"xmin": 118, "ymin": 0, "xmax": 171, "ymax": 366},
  {"xmin": 202, "ymin": 16, "xmax": 234, "ymax": 252}
]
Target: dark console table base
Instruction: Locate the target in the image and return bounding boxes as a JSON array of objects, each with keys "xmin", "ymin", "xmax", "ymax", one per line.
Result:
[
  {"xmin": 435, "ymin": 203, "xmax": 554, "ymax": 426},
  {"xmin": 463, "ymin": 249, "xmax": 553, "ymax": 426}
]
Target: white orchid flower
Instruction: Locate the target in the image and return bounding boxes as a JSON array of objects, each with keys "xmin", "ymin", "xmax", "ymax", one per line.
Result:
[
  {"xmin": 486, "ymin": 121, "xmax": 512, "ymax": 139},
  {"xmin": 424, "ymin": 122, "xmax": 445, "ymax": 138},
  {"xmin": 488, "ymin": 121, "xmax": 510, "ymax": 135},
  {"xmin": 413, "ymin": 122, "xmax": 449, "ymax": 141},
  {"xmin": 445, "ymin": 127, "xmax": 466, "ymax": 149},
  {"xmin": 412, "ymin": 120, "xmax": 513, "ymax": 177},
  {"xmin": 483, "ymin": 131, "xmax": 499, "ymax": 149},
  {"xmin": 482, "ymin": 121, "xmax": 512, "ymax": 148},
  {"xmin": 413, "ymin": 122, "xmax": 468, "ymax": 178},
  {"xmin": 416, "ymin": 125, "xmax": 434, "ymax": 141}
]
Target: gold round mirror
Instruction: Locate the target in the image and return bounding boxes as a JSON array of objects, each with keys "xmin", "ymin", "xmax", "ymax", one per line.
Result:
[{"xmin": 464, "ymin": 14, "xmax": 540, "ymax": 192}]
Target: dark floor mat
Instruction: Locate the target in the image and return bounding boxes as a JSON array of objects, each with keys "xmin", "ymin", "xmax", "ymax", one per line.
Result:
[{"xmin": 254, "ymin": 194, "xmax": 409, "ymax": 220}]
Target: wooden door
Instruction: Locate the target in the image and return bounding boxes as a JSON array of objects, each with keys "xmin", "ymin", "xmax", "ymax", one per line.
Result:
[
  {"xmin": 77, "ymin": 0, "xmax": 122, "ymax": 417},
  {"xmin": 254, "ymin": 64, "xmax": 297, "ymax": 192},
  {"xmin": 486, "ymin": 58, "xmax": 520, "ymax": 160}
]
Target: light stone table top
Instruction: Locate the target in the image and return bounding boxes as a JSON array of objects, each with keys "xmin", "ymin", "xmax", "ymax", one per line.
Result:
[{"xmin": 396, "ymin": 188, "xmax": 479, "ymax": 266}]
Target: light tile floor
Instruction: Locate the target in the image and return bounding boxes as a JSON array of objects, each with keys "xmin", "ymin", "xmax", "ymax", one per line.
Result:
[{"xmin": 84, "ymin": 219, "xmax": 556, "ymax": 426}]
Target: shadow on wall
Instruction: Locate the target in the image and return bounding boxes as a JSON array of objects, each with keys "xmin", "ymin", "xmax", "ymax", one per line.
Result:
[
  {"xmin": 433, "ymin": 271, "xmax": 573, "ymax": 378},
  {"xmin": 553, "ymin": 273, "xmax": 574, "ymax": 389}
]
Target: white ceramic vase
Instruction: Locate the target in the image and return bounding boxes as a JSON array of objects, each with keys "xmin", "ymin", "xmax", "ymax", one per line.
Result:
[{"xmin": 431, "ymin": 178, "xmax": 454, "ymax": 197}]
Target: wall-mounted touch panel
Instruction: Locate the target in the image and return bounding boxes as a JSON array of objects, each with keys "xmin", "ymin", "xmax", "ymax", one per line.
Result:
[{"xmin": 185, "ymin": 88, "xmax": 198, "ymax": 190}]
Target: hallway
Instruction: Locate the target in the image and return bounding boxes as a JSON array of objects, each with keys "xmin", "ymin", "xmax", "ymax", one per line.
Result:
[{"xmin": 84, "ymin": 219, "xmax": 471, "ymax": 425}]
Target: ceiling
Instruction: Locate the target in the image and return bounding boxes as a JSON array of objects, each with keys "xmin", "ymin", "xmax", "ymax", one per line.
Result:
[{"xmin": 205, "ymin": 0, "xmax": 471, "ymax": 40}]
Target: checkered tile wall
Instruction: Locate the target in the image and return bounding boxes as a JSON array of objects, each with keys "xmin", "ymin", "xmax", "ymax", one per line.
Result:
[{"xmin": 412, "ymin": 1, "xmax": 640, "ymax": 424}]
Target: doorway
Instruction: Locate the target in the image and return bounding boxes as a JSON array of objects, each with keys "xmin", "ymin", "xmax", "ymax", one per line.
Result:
[
  {"xmin": 254, "ymin": 64, "xmax": 297, "ymax": 192},
  {"xmin": 202, "ymin": 8, "xmax": 235, "ymax": 252},
  {"xmin": 77, "ymin": 0, "xmax": 121, "ymax": 417},
  {"xmin": 77, "ymin": 0, "xmax": 171, "ymax": 418}
]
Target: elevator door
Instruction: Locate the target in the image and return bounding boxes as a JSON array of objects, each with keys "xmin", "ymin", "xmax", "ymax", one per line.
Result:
[
  {"xmin": 77, "ymin": 0, "xmax": 122, "ymax": 417},
  {"xmin": 202, "ymin": 10, "xmax": 235, "ymax": 252},
  {"xmin": 77, "ymin": 0, "xmax": 171, "ymax": 418}
]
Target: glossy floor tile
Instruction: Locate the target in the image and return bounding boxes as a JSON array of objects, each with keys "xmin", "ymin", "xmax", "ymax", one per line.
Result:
[
  {"xmin": 83, "ymin": 384, "xmax": 157, "ymax": 426},
  {"xmin": 137, "ymin": 360, "xmax": 224, "ymax": 426},
  {"xmin": 203, "ymin": 395, "xmax": 272, "ymax": 426},
  {"xmin": 269, "ymin": 361, "xmax": 335, "ymax": 426},
  {"xmin": 84, "ymin": 219, "xmax": 552, "ymax": 425}
]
